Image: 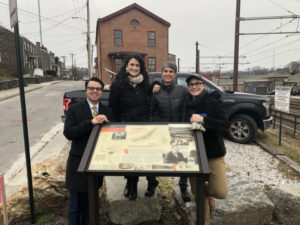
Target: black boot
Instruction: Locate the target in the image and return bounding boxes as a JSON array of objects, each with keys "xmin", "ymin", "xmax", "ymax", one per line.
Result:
[
  {"xmin": 180, "ymin": 186, "xmax": 191, "ymax": 202},
  {"xmin": 129, "ymin": 180, "xmax": 138, "ymax": 200},
  {"xmin": 145, "ymin": 181, "xmax": 158, "ymax": 197},
  {"xmin": 124, "ymin": 180, "xmax": 131, "ymax": 198}
]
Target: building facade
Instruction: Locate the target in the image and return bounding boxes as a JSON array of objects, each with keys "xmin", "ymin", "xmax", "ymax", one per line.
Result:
[
  {"xmin": 95, "ymin": 3, "xmax": 171, "ymax": 84},
  {"xmin": 0, "ymin": 25, "xmax": 65, "ymax": 78}
]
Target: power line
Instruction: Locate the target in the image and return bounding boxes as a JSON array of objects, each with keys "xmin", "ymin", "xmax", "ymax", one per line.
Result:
[{"xmin": 268, "ymin": 0, "xmax": 296, "ymax": 15}]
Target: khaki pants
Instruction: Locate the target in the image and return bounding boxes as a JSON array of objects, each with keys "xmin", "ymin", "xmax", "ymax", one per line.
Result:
[{"xmin": 189, "ymin": 157, "xmax": 227, "ymax": 225}]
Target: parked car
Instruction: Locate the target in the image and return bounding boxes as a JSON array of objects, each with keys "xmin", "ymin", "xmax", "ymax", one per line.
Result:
[{"xmin": 62, "ymin": 72, "xmax": 273, "ymax": 144}]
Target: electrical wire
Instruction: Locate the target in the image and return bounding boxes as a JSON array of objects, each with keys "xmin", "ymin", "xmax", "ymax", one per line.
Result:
[{"xmin": 268, "ymin": 0, "xmax": 296, "ymax": 15}]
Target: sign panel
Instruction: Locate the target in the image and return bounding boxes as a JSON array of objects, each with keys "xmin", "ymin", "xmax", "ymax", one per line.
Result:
[
  {"xmin": 275, "ymin": 86, "xmax": 291, "ymax": 113},
  {"xmin": 9, "ymin": 0, "xmax": 18, "ymax": 28},
  {"xmin": 88, "ymin": 124, "xmax": 199, "ymax": 172}
]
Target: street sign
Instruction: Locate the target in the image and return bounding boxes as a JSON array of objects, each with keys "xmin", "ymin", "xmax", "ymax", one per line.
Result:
[
  {"xmin": 8, "ymin": 0, "xmax": 18, "ymax": 28},
  {"xmin": 275, "ymin": 86, "xmax": 291, "ymax": 113}
]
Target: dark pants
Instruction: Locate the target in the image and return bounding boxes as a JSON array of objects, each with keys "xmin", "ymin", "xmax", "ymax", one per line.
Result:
[
  {"xmin": 179, "ymin": 176, "xmax": 188, "ymax": 188},
  {"xmin": 68, "ymin": 191, "xmax": 89, "ymax": 225},
  {"xmin": 125, "ymin": 176, "xmax": 158, "ymax": 185}
]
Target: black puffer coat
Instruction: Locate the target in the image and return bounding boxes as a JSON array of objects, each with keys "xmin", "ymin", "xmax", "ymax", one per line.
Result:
[
  {"xmin": 109, "ymin": 81, "xmax": 149, "ymax": 122},
  {"xmin": 182, "ymin": 90, "xmax": 229, "ymax": 159},
  {"xmin": 149, "ymin": 81, "xmax": 187, "ymax": 122}
]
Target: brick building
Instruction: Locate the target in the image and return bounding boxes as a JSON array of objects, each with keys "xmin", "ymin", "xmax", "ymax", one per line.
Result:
[
  {"xmin": 95, "ymin": 3, "xmax": 171, "ymax": 84},
  {"xmin": 0, "ymin": 26, "xmax": 18, "ymax": 76}
]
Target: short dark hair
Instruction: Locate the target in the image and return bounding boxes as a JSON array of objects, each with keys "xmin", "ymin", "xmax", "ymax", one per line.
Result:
[
  {"xmin": 162, "ymin": 62, "xmax": 177, "ymax": 73},
  {"xmin": 85, "ymin": 77, "xmax": 104, "ymax": 90}
]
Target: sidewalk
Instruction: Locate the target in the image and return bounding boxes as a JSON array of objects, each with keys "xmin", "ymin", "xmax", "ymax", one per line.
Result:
[{"xmin": 0, "ymin": 80, "xmax": 63, "ymax": 102}]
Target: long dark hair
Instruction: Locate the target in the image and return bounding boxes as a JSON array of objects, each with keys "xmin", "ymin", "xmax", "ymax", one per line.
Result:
[{"xmin": 114, "ymin": 53, "xmax": 149, "ymax": 90}]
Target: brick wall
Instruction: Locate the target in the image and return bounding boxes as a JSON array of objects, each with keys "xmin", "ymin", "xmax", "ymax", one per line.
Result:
[{"xmin": 97, "ymin": 8, "xmax": 169, "ymax": 85}]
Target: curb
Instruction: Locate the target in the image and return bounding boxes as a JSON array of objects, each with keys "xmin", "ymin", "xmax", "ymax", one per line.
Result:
[
  {"xmin": 254, "ymin": 139, "xmax": 300, "ymax": 174},
  {"xmin": 0, "ymin": 80, "xmax": 64, "ymax": 102},
  {"xmin": 0, "ymin": 87, "xmax": 42, "ymax": 102}
]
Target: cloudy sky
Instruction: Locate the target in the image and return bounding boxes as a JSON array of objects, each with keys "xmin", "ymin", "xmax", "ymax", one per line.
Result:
[{"xmin": 1, "ymin": 0, "xmax": 300, "ymax": 73}]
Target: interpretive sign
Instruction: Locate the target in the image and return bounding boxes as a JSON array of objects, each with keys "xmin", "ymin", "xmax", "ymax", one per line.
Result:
[
  {"xmin": 275, "ymin": 86, "xmax": 291, "ymax": 113},
  {"xmin": 88, "ymin": 123, "xmax": 199, "ymax": 172}
]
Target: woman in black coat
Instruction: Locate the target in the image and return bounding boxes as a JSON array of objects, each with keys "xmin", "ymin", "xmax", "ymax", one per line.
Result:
[
  {"xmin": 109, "ymin": 53, "xmax": 158, "ymax": 200},
  {"xmin": 182, "ymin": 74, "xmax": 229, "ymax": 225}
]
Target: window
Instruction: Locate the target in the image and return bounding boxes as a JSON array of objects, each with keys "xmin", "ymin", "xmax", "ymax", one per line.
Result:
[
  {"xmin": 130, "ymin": 19, "xmax": 139, "ymax": 26},
  {"xmin": 148, "ymin": 57, "xmax": 156, "ymax": 72},
  {"xmin": 148, "ymin": 31, "xmax": 155, "ymax": 47},
  {"xmin": 115, "ymin": 58, "xmax": 123, "ymax": 72},
  {"xmin": 114, "ymin": 30, "xmax": 122, "ymax": 46}
]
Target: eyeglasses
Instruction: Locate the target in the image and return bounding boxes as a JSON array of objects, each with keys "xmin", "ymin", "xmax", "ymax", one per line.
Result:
[
  {"xmin": 188, "ymin": 81, "xmax": 204, "ymax": 87},
  {"xmin": 87, "ymin": 87, "xmax": 102, "ymax": 91}
]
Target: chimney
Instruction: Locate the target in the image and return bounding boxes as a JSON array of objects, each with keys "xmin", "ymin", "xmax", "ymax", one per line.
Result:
[{"xmin": 36, "ymin": 42, "xmax": 40, "ymax": 50}]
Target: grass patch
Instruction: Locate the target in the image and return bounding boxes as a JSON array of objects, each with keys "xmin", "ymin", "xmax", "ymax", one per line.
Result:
[
  {"xmin": 35, "ymin": 212, "xmax": 55, "ymax": 225},
  {"xmin": 0, "ymin": 75, "xmax": 16, "ymax": 81},
  {"xmin": 257, "ymin": 128, "xmax": 300, "ymax": 165}
]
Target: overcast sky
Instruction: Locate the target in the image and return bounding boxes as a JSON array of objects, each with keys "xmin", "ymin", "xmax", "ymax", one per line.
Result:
[{"xmin": 1, "ymin": 0, "xmax": 300, "ymax": 73}]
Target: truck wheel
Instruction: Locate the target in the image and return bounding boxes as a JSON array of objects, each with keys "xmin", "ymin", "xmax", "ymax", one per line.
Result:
[{"xmin": 228, "ymin": 114, "xmax": 257, "ymax": 144}]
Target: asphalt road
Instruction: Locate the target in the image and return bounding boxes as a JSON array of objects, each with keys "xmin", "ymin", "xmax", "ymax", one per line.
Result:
[{"xmin": 0, "ymin": 80, "xmax": 84, "ymax": 174}]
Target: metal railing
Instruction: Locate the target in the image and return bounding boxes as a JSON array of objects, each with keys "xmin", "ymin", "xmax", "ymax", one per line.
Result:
[{"xmin": 271, "ymin": 108, "xmax": 300, "ymax": 137}]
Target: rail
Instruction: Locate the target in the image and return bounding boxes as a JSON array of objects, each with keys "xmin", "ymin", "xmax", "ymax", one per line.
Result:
[{"xmin": 271, "ymin": 108, "xmax": 300, "ymax": 137}]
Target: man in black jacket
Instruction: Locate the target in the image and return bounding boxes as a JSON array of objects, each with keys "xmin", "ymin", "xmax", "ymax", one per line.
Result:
[
  {"xmin": 64, "ymin": 77, "xmax": 113, "ymax": 225},
  {"xmin": 149, "ymin": 62, "xmax": 191, "ymax": 202}
]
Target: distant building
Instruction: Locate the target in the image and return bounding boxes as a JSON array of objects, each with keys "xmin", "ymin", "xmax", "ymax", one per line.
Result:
[
  {"xmin": 95, "ymin": 3, "xmax": 171, "ymax": 84},
  {"xmin": 0, "ymin": 26, "xmax": 19, "ymax": 76},
  {"xmin": 0, "ymin": 25, "xmax": 65, "ymax": 78}
]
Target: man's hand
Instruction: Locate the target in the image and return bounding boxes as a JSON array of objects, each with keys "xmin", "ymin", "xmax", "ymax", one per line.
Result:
[
  {"xmin": 190, "ymin": 114, "xmax": 204, "ymax": 123},
  {"xmin": 152, "ymin": 84, "xmax": 161, "ymax": 93},
  {"xmin": 92, "ymin": 115, "xmax": 109, "ymax": 125}
]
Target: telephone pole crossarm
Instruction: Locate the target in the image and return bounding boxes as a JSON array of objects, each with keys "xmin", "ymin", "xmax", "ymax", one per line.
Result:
[{"xmin": 239, "ymin": 15, "xmax": 300, "ymax": 21}]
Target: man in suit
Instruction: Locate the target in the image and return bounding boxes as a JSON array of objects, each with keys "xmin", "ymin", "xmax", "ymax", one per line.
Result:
[{"xmin": 64, "ymin": 77, "xmax": 113, "ymax": 225}]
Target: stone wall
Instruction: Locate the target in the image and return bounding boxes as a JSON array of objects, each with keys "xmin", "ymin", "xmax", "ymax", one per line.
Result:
[{"xmin": 0, "ymin": 77, "xmax": 60, "ymax": 91}]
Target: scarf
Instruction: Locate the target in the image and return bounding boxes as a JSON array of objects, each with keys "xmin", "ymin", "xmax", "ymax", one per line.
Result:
[
  {"xmin": 128, "ymin": 74, "xmax": 144, "ymax": 87},
  {"xmin": 182, "ymin": 89, "xmax": 208, "ymax": 121},
  {"xmin": 187, "ymin": 89, "xmax": 208, "ymax": 108}
]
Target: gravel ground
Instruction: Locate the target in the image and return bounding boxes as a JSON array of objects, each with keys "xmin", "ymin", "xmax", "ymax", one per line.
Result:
[{"xmin": 224, "ymin": 140, "xmax": 299, "ymax": 187}]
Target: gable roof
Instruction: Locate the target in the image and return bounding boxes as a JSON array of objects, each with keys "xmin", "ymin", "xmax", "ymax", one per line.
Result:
[{"xmin": 95, "ymin": 3, "xmax": 170, "ymax": 43}]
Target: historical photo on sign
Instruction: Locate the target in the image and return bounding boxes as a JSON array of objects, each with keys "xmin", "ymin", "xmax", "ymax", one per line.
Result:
[{"xmin": 88, "ymin": 124, "xmax": 199, "ymax": 172}]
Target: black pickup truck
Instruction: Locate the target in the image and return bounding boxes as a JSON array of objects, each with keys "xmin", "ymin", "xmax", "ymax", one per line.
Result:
[{"xmin": 62, "ymin": 72, "xmax": 273, "ymax": 144}]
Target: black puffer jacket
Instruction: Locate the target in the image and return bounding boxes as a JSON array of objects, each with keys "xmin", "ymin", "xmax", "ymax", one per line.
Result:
[
  {"xmin": 109, "ymin": 81, "xmax": 149, "ymax": 122},
  {"xmin": 182, "ymin": 90, "xmax": 229, "ymax": 159},
  {"xmin": 149, "ymin": 81, "xmax": 187, "ymax": 122}
]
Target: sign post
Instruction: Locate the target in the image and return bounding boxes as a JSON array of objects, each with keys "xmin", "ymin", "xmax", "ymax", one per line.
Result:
[
  {"xmin": 274, "ymin": 86, "xmax": 291, "ymax": 146},
  {"xmin": 8, "ymin": 0, "xmax": 35, "ymax": 223}
]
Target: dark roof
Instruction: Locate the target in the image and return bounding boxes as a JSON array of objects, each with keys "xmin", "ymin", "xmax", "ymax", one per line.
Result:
[{"xmin": 95, "ymin": 3, "xmax": 170, "ymax": 43}]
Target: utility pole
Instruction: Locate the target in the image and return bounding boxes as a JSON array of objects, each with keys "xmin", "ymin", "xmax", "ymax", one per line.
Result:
[
  {"xmin": 87, "ymin": 0, "xmax": 91, "ymax": 79},
  {"xmin": 177, "ymin": 58, "xmax": 180, "ymax": 72},
  {"xmin": 37, "ymin": 0, "xmax": 43, "ymax": 47},
  {"xmin": 71, "ymin": 53, "xmax": 74, "ymax": 80},
  {"xmin": 233, "ymin": 0, "xmax": 241, "ymax": 91},
  {"xmin": 196, "ymin": 41, "xmax": 200, "ymax": 74}
]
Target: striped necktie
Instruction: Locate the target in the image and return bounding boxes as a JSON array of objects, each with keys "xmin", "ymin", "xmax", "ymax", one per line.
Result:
[{"xmin": 92, "ymin": 105, "xmax": 98, "ymax": 118}]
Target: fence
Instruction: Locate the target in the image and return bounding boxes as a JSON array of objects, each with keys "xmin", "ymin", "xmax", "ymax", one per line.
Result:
[{"xmin": 272, "ymin": 108, "xmax": 300, "ymax": 137}]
